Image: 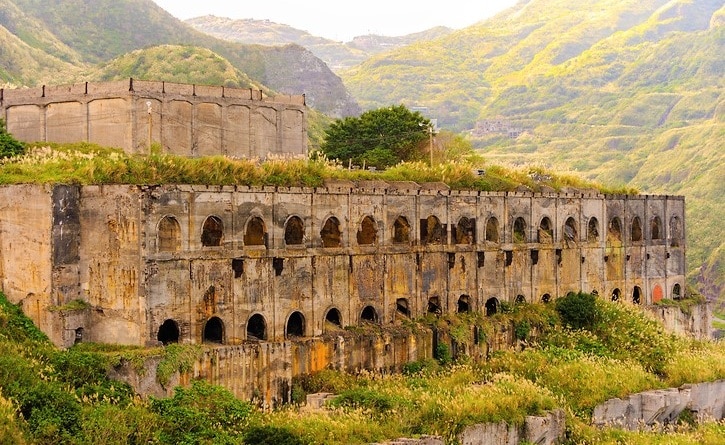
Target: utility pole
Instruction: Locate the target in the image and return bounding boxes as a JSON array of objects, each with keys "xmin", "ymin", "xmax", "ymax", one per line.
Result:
[
  {"xmin": 146, "ymin": 101, "xmax": 152, "ymax": 152},
  {"xmin": 420, "ymin": 121, "xmax": 435, "ymax": 165},
  {"xmin": 428, "ymin": 124, "xmax": 434, "ymax": 166}
]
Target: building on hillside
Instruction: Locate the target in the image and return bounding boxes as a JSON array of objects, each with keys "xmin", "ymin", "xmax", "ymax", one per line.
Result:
[
  {"xmin": 0, "ymin": 79, "xmax": 308, "ymax": 159},
  {"xmin": 472, "ymin": 118, "xmax": 525, "ymax": 138}
]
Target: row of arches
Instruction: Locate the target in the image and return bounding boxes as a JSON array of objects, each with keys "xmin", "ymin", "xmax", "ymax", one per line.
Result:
[
  {"xmin": 156, "ymin": 282, "xmax": 683, "ymax": 344},
  {"xmin": 158, "ymin": 213, "xmax": 683, "ymax": 252}
]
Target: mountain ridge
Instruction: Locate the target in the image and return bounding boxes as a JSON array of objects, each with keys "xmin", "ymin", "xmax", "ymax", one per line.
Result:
[{"xmin": 185, "ymin": 15, "xmax": 454, "ymax": 72}]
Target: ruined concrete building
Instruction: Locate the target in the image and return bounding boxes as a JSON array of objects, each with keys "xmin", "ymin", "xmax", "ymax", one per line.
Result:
[
  {"xmin": 0, "ymin": 81, "xmax": 690, "ymax": 402},
  {"xmin": 0, "ymin": 79, "xmax": 307, "ymax": 159},
  {"xmin": 0, "ymin": 182, "xmax": 685, "ymax": 348}
]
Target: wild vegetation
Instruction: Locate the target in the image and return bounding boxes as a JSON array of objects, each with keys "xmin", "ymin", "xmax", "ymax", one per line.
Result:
[
  {"xmin": 91, "ymin": 45, "xmax": 263, "ymax": 90},
  {"xmin": 0, "ymin": 142, "xmax": 635, "ymax": 196},
  {"xmin": 1, "ymin": 290, "xmax": 723, "ymax": 444}
]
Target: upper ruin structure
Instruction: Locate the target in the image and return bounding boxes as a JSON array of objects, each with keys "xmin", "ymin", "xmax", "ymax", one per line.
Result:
[{"xmin": 0, "ymin": 79, "xmax": 308, "ymax": 159}]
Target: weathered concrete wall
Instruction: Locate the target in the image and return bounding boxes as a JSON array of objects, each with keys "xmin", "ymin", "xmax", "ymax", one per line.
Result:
[
  {"xmin": 0, "ymin": 185, "xmax": 57, "ymax": 340},
  {"xmin": 459, "ymin": 409, "xmax": 565, "ymax": 445},
  {"xmin": 646, "ymin": 302, "xmax": 713, "ymax": 340},
  {"xmin": 592, "ymin": 380, "xmax": 725, "ymax": 430},
  {"xmin": 111, "ymin": 327, "xmax": 435, "ymax": 405},
  {"xmin": 0, "ymin": 183, "xmax": 687, "ymax": 348},
  {"xmin": 0, "ymin": 80, "xmax": 307, "ymax": 159},
  {"xmin": 369, "ymin": 410, "xmax": 566, "ymax": 445}
]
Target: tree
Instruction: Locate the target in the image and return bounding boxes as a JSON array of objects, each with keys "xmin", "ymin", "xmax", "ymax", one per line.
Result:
[
  {"xmin": 321, "ymin": 105, "xmax": 431, "ymax": 168},
  {"xmin": 0, "ymin": 119, "xmax": 24, "ymax": 159}
]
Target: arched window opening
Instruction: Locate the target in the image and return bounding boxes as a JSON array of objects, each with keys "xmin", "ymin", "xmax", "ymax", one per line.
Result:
[
  {"xmin": 485, "ymin": 297, "xmax": 499, "ymax": 316},
  {"xmin": 357, "ymin": 216, "xmax": 377, "ymax": 245},
  {"xmin": 536, "ymin": 218, "xmax": 552, "ymax": 244},
  {"xmin": 541, "ymin": 293, "xmax": 551, "ymax": 304},
  {"xmin": 631, "ymin": 216, "xmax": 643, "ymax": 242},
  {"xmin": 670, "ymin": 216, "xmax": 682, "ymax": 247},
  {"xmin": 515, "ymin": 295, "xmax": 526, "ymax": 304},
  {"xmin": 608, "ymin": 217, "xmax": 622, "ymax": 244},
  {"xmin": 651, "ymin": 216, "xmax": 662, "ymax": 240},
  {"xmin": 360, "ymin": 306, "xmax": 379, "ymax": 323},
  {"xmin": 513, "ymin": 217, "xmax": 527, "ymax": 243},
  {"xmin": 588, "ymin": 217, "xmax": 600, "ymax": 242},
  {"xmin": 396, "ymin": 298, "xmax": 411, "ymax": 317},
  {"xmin": 485, "ymin": 217, "xmax": 500, "ymax": 243},
  {"xmin": 633, "ymin": 286, "xmax": 642, "ymax": 305},
  {"xmin": 157, "ymin": 319, "xmax": 180, "ymax": 345},
  {"xmin": 611, "ymin": 288, "xmax": 621, "ymax": 302},
  {"xmin": 420, "ymin": 215, "xmax": 445, "ymax": 245},
  {"xmin": 203, "ymin": 316, "xmax": 224, "ymax": 344},
  {"xmin": 672, "ymin": 283, "xmax": 682, "ymax": 300},
  {"xmin": 158, "ymin": 216, "xmax": 181, "ymax": 252},
  {"xmin": 652, "ymin": 284, "xmax": 664, "ymax": 303},
  {"xmin": 564, "ymin": 217, "xmax": 578, "ymax": 245},
  {"xmin": 201, "ymin": 216, "xmax": 223, "ymax": 247},
  {"xmin": 457, "ymin": 295, "xmax": 470, "ymax": 313},
  {"xmin": 320, "ymin": 217, "xmax": 342, "ymax": 248},
  {"xmin": 284, "ymin": 216, "xmax": 305, "ymax": 245},
  {"xmin": 392, "ymin": 216, "xmax": 411, "ymax": 244},
  {"xmin": 427, "ymin": 296, "xmax": 442, "ymax": 315},
  {"xmin": 244, "ymin": 216, "xmax": 267, "ymax": 246},
  {"xmin": 538, "ymin": 217, "xmax": 553, "ymax": 244},
  {"xmin": 325, "ymin": 308, "xmax": 342, "ymax": 328},
  {"xmin": 246, "ymin": 314, "xmax": 267, "ymax": 341},
  {"xmin": 455, "ymin": 217, "xmax": 476, "ymax": 244},
  {"xmin": 286, "ymin": 311, "xmax": 305, "ymax": 338}
]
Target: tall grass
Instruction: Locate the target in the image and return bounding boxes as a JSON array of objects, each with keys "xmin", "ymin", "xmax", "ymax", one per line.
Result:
[
  {"xmin": 0, "ymin": 143, "xmax": 635, "ymax": 194},
  {"xmin": 2, "ymin": 289, "xmax": 724, "ymax": 444}
]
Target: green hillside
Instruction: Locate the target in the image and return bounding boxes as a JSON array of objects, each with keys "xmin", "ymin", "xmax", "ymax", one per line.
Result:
[
  {"xmin": 0, "ymin": 0, "xmax": 359, "ymax": 116},
  {"xmin": 341, "ymin": 0, "xmax": 725, "ymax": 307},
  {"xmin": 91, "ymin": 45, "xmax": 264, "ymax": 90}
]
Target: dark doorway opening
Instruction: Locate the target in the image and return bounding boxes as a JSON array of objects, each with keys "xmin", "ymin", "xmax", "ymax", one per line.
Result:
[
  {"xmin": 396, "ymin": 298, "xmax": 411, "ymax": 317},
  {"xmin": 485, "ymin": 297, "xmax": 499, "ymax": 316},
  {"xmin": 457, "ymin": 295, "xmax": 470, "ymax": 313},
  {"xmin": 247, "ymin": 314, "xmax": 267, "ymax": 341},
  {"xmin": 286, "ymin": 311, "xmax": 305, "ymax": 338},
  {"xmin": 157, "ymin": 319, "xmax": 180, "ymax": 344},
  {"xmin": 427, "ymin": 296, "xmax": 442, "ymax": 315},
  {"xmin": 325, "ymin": 308, "xmax": 342, "ymax": 327},
  {"xmin": 203, "ymin": 316, "xmax": 224, "ymax": 344},
  {"xmin": 360, "ymin": 306, "xmax": 379, "ymax": 323}
]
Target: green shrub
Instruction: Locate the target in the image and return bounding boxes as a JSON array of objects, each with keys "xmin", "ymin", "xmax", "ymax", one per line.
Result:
[
  {"xmin": 150, "ymin": 380, "xmax": 252, "ymax": 445},
  {"xmin": 555, "ymin": 292, "xmax": 599, "ymax": 330},
  {"xmin": 514, "ymin": 320, "xmax": 531, "ymax": 341},
  {"xmin": 20, "ymin": 382, "xmax": 82, "ymax": 443},
  {"xmin": 243, "ymin": 425, "xmax": 308, "ymax": 445},
  {"xmin": 435, "ymin": 343, "xmax": 452, "ymax": 365},
  {"xmin": 0, "ymin": 293, "xmax": 49, "ymax": 343},
  {"xmin": 0, "ymin": 119, "xmax": 24, "ymax": 159},
  {"xmin": 402, "ymin": 358, "xmax": 440, "ymax": 376}
]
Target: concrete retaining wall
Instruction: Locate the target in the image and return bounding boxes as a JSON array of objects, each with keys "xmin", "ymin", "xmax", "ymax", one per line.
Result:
[{"xmin": 592, "ymin": 379, "xmax": 725, "ymax": 430}]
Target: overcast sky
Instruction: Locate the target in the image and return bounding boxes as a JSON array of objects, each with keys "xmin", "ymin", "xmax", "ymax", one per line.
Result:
[{"xmin": 151, "ymin": 0, "xmax": 519, "ymax": 42}]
